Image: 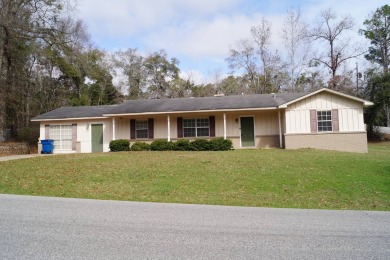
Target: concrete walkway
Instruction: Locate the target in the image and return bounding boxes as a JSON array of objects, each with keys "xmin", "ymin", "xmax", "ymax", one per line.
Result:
[{"xmin": 0, "ymin": 154, "xmax": 40, "ymax": 162}]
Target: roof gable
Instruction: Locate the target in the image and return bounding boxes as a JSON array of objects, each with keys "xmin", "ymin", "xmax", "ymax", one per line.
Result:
[{"xmin": 278, "ymin": 88, "xmax": 373, "ymax": 108}]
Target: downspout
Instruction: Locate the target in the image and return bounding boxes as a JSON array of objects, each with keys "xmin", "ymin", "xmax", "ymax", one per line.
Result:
[
  {"xmin": 167, "ymin": 115, "xmax": 171, "ymax": 142},
  {"xmin": 223, "ymin": 113, "xmax": 227, "ymax": 140},
  {"xmin": 112, "ymin": 118, "xmax": 116, "ymax": 141},
  {"xmin": 278, "ymin": 110, "xmax": 282, "ymax": 148}
]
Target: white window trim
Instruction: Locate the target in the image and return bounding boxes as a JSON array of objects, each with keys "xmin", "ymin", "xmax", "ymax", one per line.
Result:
[
  {"xmin": 183, "ymin": 118, "xmax": 210, "ymax": 138},
  {"xmin": 49, "ymin": 124, "xmax": 72, "ymax": 151},
  {"xmin": 317, "ymin": 110, "xmax": 333, "ymax": 132}
]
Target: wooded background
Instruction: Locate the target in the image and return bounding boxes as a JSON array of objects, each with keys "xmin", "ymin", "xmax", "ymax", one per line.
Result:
[{"xmin": 0, "ymin": 1, "xmax": 389, "ymax": 143}]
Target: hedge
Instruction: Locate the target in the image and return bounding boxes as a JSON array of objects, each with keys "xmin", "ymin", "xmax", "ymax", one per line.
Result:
[
  {"xmin": 189, "ymin": 139, "xmax": 210, "ymax": 151},
  {"xmin": 209, "ymin": 137, "xmax": 233, "ymax": 151},
  {"xmin": 149, "ymin": 138, "xmax": 232, "ymax": 151},
  {"xmin": 109, "ymin": 139, "xmax": 130, "ymax": 152},
  {"xmin": 150, "ymin": 139, "xmax": 174, "ymax": 151},
  {"xmin": 172, "ymin": 139, "xmax": 190, "ymax": 151},
  {"xmin": 130, "ymin": 142, "xmax": 150, "ymax": 151}
]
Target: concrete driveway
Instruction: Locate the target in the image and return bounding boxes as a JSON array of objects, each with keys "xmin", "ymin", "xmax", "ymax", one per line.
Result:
[{"xmin": 1, "ymin": 194, "xmax": 389, "ymax": 259}]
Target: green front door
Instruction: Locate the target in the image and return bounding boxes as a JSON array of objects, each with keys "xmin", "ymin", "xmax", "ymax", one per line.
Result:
[
  {"xmin": 240, "ymin": 117, "xmax": 255, "ymax": 147},
  {"xmin": 91, "ymin": 124, "xmax": 103, "ymax": 152}
]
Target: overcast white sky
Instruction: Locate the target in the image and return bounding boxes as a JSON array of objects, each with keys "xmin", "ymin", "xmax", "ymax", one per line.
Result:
[{"xmin": 76, "ymin": 0, "xmax": 388, "ymax": 83}]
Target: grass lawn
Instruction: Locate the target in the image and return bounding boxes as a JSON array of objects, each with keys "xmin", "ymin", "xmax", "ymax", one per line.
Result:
[{"xmin": 0, "ymin": 143, "xmax": 389, "ymax": 210}]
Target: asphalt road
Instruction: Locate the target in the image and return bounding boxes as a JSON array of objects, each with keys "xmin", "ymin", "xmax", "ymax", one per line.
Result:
[{"xmin": 0, "ymin": 194, "xmax": 389, "ymax": 259}]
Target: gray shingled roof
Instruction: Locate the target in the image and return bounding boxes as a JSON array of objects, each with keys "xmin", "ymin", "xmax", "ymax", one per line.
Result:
[
  {"xmin": 31, "ymin": 93, "xmax": 307, "ymax": 121},
  {"xmin": 31, "ymin": 105, "xmax": 117, "ymax": 121},
  {"xmin": 107, "ymin": 93, "xmax": 307, "ymax": 114}
]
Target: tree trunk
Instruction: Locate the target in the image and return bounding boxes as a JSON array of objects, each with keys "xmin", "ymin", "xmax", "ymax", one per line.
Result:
[
  {"xmin": 0, "ymin": 86, "xmax": 5, "ymax": 141},
  {"xmin": 0, "ymin": 26, "xmax": 8, "ymax": 141}
]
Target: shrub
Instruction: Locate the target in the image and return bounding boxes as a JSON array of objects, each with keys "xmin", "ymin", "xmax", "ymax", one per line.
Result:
[
  {"xmin": 172, "ymin": 139, "xmax": 190, "ymax": 151},
  {"xmin": 17, "ymin": 127, "xmax": 40, "ymax": 144},
  {"xmin": 131, "ymin": 142, "xmax": 150, "ymax": 151},
  {"xmin": 150, "ymin": 139, "xmax": 173, "ymax": 151},
  {"xmin": 109, "ymin": 139, "xmax": 130, "ymax": 152},
  {"xmin": 189, "ymin": 139, "xmax": 210, "ymax": 151},
  {"xmin": 209, "ymin": 137, "xmax": 233, "ymax": 151}
]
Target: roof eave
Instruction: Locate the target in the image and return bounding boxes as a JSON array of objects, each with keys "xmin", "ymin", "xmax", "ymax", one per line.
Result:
[
  {"xmin": 31, "ymin": 116, "xmax": 109, "ymax": 122},
  {"xmin": 363, "ymin": 101, "xmax": 374, "ymax": 106},
  {"xmin": 103, "ymin": 107, "xmax": 280, "ymax": 117}
]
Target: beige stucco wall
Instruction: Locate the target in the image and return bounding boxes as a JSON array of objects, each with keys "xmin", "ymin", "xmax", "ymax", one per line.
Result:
[
  {"xmin": 113, "ymin": 110, "xmax": 282, "ymax": 149},
  {"xmin": 284, "ymin": 132, "xmax": 368, "ymax": 153},
  {"xmin": 285, "ymin": 92, "xmax": 365, "ymax": 134},
  {"xmin": 39, "ymin": 119, "xmax": 112, "ymax": 153},
  {"xmin": 114, "ymin": 115, "xmax": 168, "ymax": 140}
]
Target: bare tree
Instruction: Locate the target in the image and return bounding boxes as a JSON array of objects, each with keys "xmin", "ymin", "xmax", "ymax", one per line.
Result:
[
  {"xmin": 225, "ymin": 39, "xmax": 258, "ymax": 91},
  {"xmin": 251, "ymin": 18, "xmax": 272, "ymax": 93},
  {"xmin": 251, "ymin": 18, "xmax": 289, "ymax": 93},
  {"xmin": 282, "ymin": 8, "xmax": 311, "ymax": 92},
  {"xmin": 310, "ymin": 9, "xmax": 363, "ymax": 90}
]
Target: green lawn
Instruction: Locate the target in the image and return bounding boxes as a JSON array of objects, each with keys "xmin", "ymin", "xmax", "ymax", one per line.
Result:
[{"xmin": 1, "ymin": 143, "xmax": 389, "ymax": 210}]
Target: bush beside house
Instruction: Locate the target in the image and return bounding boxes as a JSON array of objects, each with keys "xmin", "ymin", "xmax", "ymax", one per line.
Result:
[
  {"xmin": 110, "ymin": 138, "xmax": 233, "ymax": 152},
  {"xmin": 150, "ymin": 138, "xmax": 232, "ymax": 151},
  {"xmin": 172, "ymin": 139, "xmax": 190, "ymax": 151},
  {"xmin": 109, "ymin": 139, "xmax": 130, "ymax": 152},
  {"xmin": 209, "ymin": 137, "xmax": 234, "ymax": 151},
  {"xmin": 130, "ymin": 142, "xmax": 151, "ymax": 151}
]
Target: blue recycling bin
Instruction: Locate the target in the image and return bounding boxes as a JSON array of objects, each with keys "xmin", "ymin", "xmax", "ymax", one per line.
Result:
[{"xmin": 41, "ymin": 139, "xmax": 54, "ymax": 154}]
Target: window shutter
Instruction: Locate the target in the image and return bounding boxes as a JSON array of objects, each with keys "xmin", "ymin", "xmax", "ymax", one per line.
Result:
[
  {"xmin": 148, "ymin": 118, "xmax": 154, "ymax": 139},
  {"xmin": 45, "ymin": 125, "xmax": 50, "ymax": 139},
  {"xmin": 130, "ymin": 119, "xmax": 136, "ymax": 140},
  {"xmin": 310, "ymin": 110, "xmax": 317, "ymax": 133},
  {"xmin": 209, "ymin": 116, "xmax": 215, "ymax": 137},
  {"xmin": 332, "ymin": 109, "xmax": 339, "ymax": 132},
  {"xmin": 72, "ymin": 124, "xmax": 77, "ymax": 150},
  {"xmin": 177, "ymin": 117, "xmax": 183, "ymax": 138}
]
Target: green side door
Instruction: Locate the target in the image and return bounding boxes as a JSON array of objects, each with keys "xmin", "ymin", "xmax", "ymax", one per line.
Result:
[
  {"xmin": 91, "ymin": 124, "xmax": 103, "ymax": 153},
  {"xmin": 240, "ymin": 117, "xmax": 255, "ymax": 147}
]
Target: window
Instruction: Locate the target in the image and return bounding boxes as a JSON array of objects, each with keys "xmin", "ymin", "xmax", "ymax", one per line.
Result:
[
  {"xmin": 130, "ymin": 119, "xmax": 153, "ymax": 140},
  {"xmin": 135, "ymin": 120, "xmax": 148, "ymax": 139},
  {"xmin": 183, "ymin": 118, "xmax": 210, "ymax": 137},
  {"xmin": 49, "ymin": 125, "xmax": 72, "ymax": 150},
  {"xmin": 317, "ymin": 111, "xmax": 332, "ymax": 132}
]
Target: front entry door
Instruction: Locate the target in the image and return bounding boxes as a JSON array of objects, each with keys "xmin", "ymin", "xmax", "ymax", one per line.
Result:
[
  {"xmin": 91, "ymin": 124, "xmax": 103, "ymax": 152},
  {"xmin": 240, "ymin": 117, "xmax": 255, "ymax": 147}
]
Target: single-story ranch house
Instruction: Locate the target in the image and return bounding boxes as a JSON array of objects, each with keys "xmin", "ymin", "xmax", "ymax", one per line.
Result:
[{"xmin": 32, "ymin": 88, "xmax": 373, "ymax": 153}]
